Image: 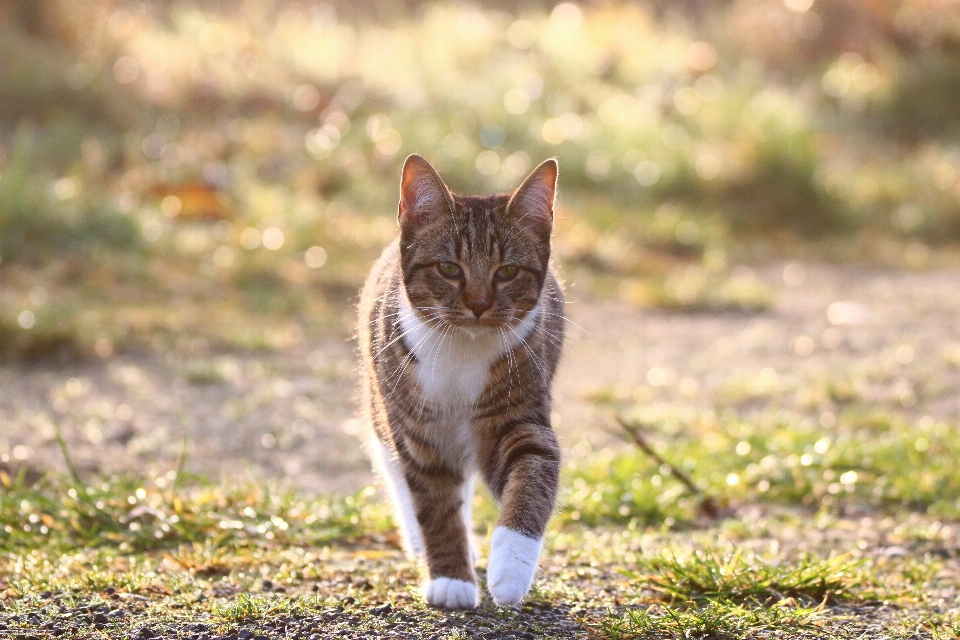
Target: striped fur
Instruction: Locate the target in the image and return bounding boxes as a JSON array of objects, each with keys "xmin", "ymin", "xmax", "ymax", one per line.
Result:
[{"xmin": 358, "ymin": 155, "xmax": 564, "ymax": 608}]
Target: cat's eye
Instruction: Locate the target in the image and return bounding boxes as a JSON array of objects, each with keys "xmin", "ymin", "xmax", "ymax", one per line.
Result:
[
  {"xmin": 495, "ymin": 265, "xmax": 519, "ymax": 280},
  {"xmin": 437, "ymin": 261, "xmax": 462, "ymax": 278}
]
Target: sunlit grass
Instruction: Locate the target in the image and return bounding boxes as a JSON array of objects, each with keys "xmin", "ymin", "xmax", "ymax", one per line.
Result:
[
  {"xmin": 603, "ymin": 599, "xmax": 825, "ymax": 640},
  {"xmin": 2, "ymin": 1, "xmax": 960, "ymax": 361},
  {"xmin": 211, "ymin": 593, "xmax": 294, "ymax": 623},
  {"xmin": 627, "ymin": 549, "xmax": 872, "ymax": 604},
  {"xmin": 0, "ymin": 472, "xmax": 391, "ymax": 554},
  {"xmin": 562, "ymin": 408, "xmax": 960, "ymax": 527},
  {"xmin": 0, "ymin": 452, "xmax": 955, "ymax": 637}
]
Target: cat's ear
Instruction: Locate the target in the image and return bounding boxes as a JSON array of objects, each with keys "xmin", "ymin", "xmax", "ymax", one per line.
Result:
[
  {"xmin": 398, "ymin": 154, "xmax": 453, "ymax": 229},
  {"xmin": 507, "ymin": 158, "xmax": 557, "ymax": 227}
]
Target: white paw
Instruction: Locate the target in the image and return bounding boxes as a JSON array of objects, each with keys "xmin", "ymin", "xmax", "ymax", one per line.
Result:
[
  {"xmin": 486, "ymin": 526, "xmax": 543, "ymax": 606},
  {"xmin": 423, "ymin": 577, "xmax": 479, "ymax": 610}
]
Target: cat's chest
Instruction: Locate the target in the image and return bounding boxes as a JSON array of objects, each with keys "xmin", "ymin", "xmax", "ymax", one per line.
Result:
[
  {"xmin": 396, "ymin": 293, "xmax": 539, "ymax": 416},
  {"xmin": 400, "ymin": 315, "xmax": 504, "ymax": 412}
]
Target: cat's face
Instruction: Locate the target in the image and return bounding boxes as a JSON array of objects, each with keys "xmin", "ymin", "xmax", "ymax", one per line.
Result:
[{"xmin": 396, "ymin": 155, "xmax": 557, "ymax": 331}]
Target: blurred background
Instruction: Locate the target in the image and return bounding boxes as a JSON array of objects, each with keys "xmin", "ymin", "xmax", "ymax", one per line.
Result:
[{"xmin": 1, "ymin": 0, "xmax": 959, "ymax": 508}]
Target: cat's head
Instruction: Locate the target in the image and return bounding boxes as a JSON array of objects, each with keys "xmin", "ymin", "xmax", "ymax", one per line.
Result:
[{"xmin": 396, "ymin": 154, "xmax": 557, "ymax": 330}]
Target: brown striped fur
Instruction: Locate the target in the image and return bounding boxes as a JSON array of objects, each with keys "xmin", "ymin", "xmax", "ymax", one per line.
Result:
[{"xmin": 357, "ymin": 155, "xmax": 564, "ymax": 607}]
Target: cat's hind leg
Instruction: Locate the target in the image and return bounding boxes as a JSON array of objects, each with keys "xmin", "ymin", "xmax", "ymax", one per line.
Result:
[
  {"xmin": 369, "ymin": 435, "xmax": 424, "ymax": 559},
  {"xmin": 405, "ymin": 460, "xmax": 478, "ymax": 609},
  {"xmin": 460, "ymin": 474, "xmax": 479, "ymax": 565}
]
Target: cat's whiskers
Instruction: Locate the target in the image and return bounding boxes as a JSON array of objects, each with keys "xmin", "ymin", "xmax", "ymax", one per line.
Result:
[
  {"xmin": 505, "ymin": 323, "xmax": 550, "ymax": 386},
  {"xmin": 376, "ymin": 308, "xmax": 449, "ymax": 385},
  {"xmin": 528, "ymin": 323, "xmax": 564, "ymax": 350},
  {"xmin": 371, "ymin": 308, "xmax": 430, "ymax": 362},
  {"xmin": 508, "ymin": 307, "xmax": 587, "ymax": 335},
  {"xmin": 386, "ymin": 322, "xmax": 438, "ymax": 396},
  {"xmin": 497, "ymin": 327, "xmax": 518, "ymax": 401},
  {"xmin": 356, "ymin": 309, "xmax": 409, "ymax": 331}
]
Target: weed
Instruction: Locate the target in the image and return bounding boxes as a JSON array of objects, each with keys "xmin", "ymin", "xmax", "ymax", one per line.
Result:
[
  {"xmin": 605, "ymin": 599, "xmax": 824, "ymax": 640},
  {"xmin": 923, "ymin": 612, "xmax": 960, "ymax": 640},
  {"xmin": 211, "ymin": 593, "xmax": 292, "ymax": 623},
  {"xmin": 627, "ymin": 549, "xmax": 871, "ymax": 605}
]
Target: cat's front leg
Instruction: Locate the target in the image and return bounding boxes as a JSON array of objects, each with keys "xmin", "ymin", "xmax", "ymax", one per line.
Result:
[
  {"xmin": 483, "ymin": 422, "xmax": 560, "ymax": 606},
  {"xmin": 402, "ymin": 453, "xmax": 478, "ymax": 609}
]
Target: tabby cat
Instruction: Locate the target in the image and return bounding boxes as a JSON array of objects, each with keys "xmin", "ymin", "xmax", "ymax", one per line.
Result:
[{"xmin": 357, "ymin": 154, "xmax": 564, "ymax": 609}]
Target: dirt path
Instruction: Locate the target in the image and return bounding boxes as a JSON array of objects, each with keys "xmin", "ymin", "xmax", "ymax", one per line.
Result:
[{"xmin": 2, "ymin": 262, "xmax": 958, "ymax": 493}]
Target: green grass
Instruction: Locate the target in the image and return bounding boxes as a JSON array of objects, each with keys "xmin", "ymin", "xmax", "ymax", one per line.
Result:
[
  {"xmin": 603, "ymin": 549, "xmax": 876, "ymax": 638},
  {"xmin": 210, "ymin": 593, "xmax": 296, "ymax": 623},
  {"xmin": 2, "ymin": 443, "xmax": 956, "ymax": 637},
  {"xmin": 626, "ymin": 549, "xmax": 872, "ymax": 605},
  {"xmin": 2, "ymin": 0, "xmax": 960, "ymax": 362},
  {"xmin": 604, "ymin": 599, "xmax": 826, "ymax": 640},
  {"xmin": 4, "ymin": 374, "xmax": 957, "ymax": 637},
  {"xmin": 0, "ymin": 125, "xmax": 140, "ymax": 267},
  {"xmin": 0, "ymin": 471, "xmax": 390, "ymax": 555},
  {"xmin": 563, "ymin": 408, "xmax": 960, "ymax": 529}
]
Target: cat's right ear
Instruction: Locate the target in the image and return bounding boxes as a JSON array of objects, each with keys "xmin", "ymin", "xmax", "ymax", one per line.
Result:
[{"xmin": 398, "ymin": 154, "xmax": 453, "ymax": 229}]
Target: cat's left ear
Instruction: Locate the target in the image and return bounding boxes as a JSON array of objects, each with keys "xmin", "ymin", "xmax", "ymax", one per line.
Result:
[{"xmin": 507, "ymin": 158, "xmax": 557, "ymax": 228}]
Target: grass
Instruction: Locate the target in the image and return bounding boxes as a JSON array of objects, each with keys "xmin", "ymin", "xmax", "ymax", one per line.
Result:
[
  {"xmin": 0, "ymin": 472, "xmax": 390, "ymax": 555},
  {"xmin": 603, "ymin": 548, "xmax": 875, "ymax": 638},
  {"xmin": 1, "ymin": 436, "xmax": 957, "ymax": 637},
  {"xmin": 626, "ymin": 549, "xmax": 871, "ymax": 605},
  {"xmin": 2, "ymin": 0, "xmax": 960, "ymax": 360},
  {"xmin": 604, "ymin": 599, "xmax": 827, "ymax": 640},
  {"xmin": 561, "ymin": 408, "xmax": 960, "ymax": 530}
]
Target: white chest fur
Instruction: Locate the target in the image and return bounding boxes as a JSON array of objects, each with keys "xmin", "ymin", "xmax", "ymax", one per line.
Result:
[{"xmin": 397, "ymin": 293, "xmax": 539, "ymax": 414}]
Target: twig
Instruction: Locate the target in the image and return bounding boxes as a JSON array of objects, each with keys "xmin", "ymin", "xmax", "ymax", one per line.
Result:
[
  {"xmin": 615, "ymin": 415, "xmax": 719, "ymax": 518},
  {"xmin": 51, "ymin": 418, "xmax": 83, "ymax": 486}
]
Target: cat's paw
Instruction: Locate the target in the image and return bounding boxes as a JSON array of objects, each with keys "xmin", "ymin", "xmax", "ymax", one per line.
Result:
[
  {"xmin": 486, "ymin": 526, "xmax": 543, "ymax": 606},
  {"xmin": 423, "ymin": 577, "xmax": 479, "ymax": 610}
]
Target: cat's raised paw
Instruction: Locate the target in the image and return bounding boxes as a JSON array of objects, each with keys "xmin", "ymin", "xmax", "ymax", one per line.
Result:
[
  {"xmin": 486, "ymin": 526, "xmax": 543, "ymax": 606},
  {"xmin": 423, "ymin": 577, "xmax": 479, "ymax": 609}
]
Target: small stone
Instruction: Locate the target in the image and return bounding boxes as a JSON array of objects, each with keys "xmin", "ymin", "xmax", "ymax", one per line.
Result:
[
  {"xmin": 371, "ymin": 603, "xmax": 392, "ymax": 616},
  {"xmin": 261, "ymin": 580, "xmax": 273, "ymax": 592},
  {"xmin": 237, "ymin": 629, "xmax": 254, "ymax": 640}
]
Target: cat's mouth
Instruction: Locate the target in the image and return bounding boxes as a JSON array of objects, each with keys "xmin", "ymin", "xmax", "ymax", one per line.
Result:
[{"xmin": 442, "ymin": 309, "xmax": 531, "ymax": 335}]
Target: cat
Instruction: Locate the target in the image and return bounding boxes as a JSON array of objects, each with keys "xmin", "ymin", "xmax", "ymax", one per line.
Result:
[{"xmin": 357, "ymin": 154, "xmax": 564, "ymax": 609}]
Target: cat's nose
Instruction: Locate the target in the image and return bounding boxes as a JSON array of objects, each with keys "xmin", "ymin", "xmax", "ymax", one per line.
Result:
[{"xmin": 467, "ymin": 299, "xmax": 491, "ymax": 318}]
